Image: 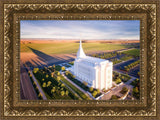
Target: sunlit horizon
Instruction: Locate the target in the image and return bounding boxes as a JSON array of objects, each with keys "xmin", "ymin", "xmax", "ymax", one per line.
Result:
[{"xmin": 20, "ymin": 20, "xmax": 140, "ymax": 40}]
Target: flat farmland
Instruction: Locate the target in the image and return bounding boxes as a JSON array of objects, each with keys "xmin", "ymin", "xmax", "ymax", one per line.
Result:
[
  {"xmin": 21, "ymin": 41, "xmax": 135, "ymax": 55},
  {"xmin": 121, "ymin": 48, "xmax": 140, "ymax": 57},
  {"xmin": 20, "ymin": 40, "xmax": 139, "ymax": 69}
]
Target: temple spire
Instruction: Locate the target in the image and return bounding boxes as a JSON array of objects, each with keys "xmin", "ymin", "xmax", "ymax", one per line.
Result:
[{"xmin": 76, "ymin": 39, "xmax": 86, "ymax": 58}]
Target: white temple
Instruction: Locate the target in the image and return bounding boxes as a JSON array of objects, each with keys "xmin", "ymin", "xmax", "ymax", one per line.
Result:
[{"xmin": 73, "ymin": 40, "xmax": 113, "ymax": 90}]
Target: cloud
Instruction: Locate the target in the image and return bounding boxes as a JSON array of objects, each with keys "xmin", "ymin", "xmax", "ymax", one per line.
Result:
[{"xmin": 20, "ymin": 20, "xmax": 140, "ymax": 40}]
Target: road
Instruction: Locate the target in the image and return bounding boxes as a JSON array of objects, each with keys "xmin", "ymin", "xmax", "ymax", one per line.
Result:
[
  {"xmin": 128, "ymin": 65, "xmax": 140, "ymax": 78},
  {"xmin": 114, "ymin": 58, "xmax": 138, "ymax": 70},
  {"xmin": 30, "ymin": 71, "xmax": 47, "ymax": 100},
  {"xmin": 113, "ymin": 58, "xmax": 139, "ymax": 78},
  {"xmin": 20, "ymin": 67, "xmax": 38, "ymax": 100}
]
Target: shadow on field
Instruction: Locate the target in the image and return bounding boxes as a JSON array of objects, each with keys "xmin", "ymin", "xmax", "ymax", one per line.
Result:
[
  {"xmin": 28, "ymin": 47, "xmax": 54, "ymax": 61},
  {"xmin": 25, "ymin": 47, "xmax": 75, "ymax": 68}
]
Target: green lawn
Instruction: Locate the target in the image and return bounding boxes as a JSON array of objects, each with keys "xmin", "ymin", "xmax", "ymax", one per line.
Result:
[
  {"xmin": 21, "ymin": 42, "xmax": 133, "ymax": 55},
  {"xmin": 59, "ymin": 74, "xmax": 91, "ymax": 100},
  {"xmin": 55, "ymin": 65, "xmax": 61, "ymax": 71},
  {"xmin": 122, "ymin": 49, "xmax": 140, "ymax": 57},
  {"xmin": 33, "ymin": 69, "xmax": 78, "ymax": 100}
]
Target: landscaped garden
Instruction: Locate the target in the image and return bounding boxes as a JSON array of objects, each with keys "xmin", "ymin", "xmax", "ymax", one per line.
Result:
[
  {"xmin": 120, "ymin": 87, "xmax": 129, "ymax": 94},
  {"xmin": 91, "ymin": 51, "xmax": 120, "ymax": 59},
  {"xmin": 109, "ymin": 58, "xmax": 122, "ymax": 65},
  {"xmin": 119, "ymin": 55, "xmax": 133, "ymax": 61},
  {"xmin": 121, "ymin": 48, "xmax": 140, "ymax": 58},
  {"xmin": 32, "ymin": 67, "xmax": 80, "ymax": 100},
  {"xmin": 110, "ymin": 95, "xmax": 120, "ymax": 100},
  {"xmin": 68, "ymin": 61, "xmax": 74, "ymax": 65},
  {"xmin": 123, "ymin": 60, "xmax": 140, "ymax": 71},
  {"xmin": 64, "ymin": 70, "xmax": 102, "ymax": 98},
  {"xmin": 33, "ymin": 65, "xmax": 91, "ymax": 100},
  {"xmin": 113, "ymin": 71, "xmax": 131, "ymax": 83},
  {"xmin": 90, "ymin": 51, "xmax": 134, "ymax": 64}
]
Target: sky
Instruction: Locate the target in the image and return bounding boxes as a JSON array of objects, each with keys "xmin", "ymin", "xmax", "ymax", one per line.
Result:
[{"xmin": 20, "ymin": 20, "xmax": 140, "ymax": 40}]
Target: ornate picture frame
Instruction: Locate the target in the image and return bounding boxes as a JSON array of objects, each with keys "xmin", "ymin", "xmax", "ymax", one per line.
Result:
[{"xmin": 0, "ymin": 0, "xmax": 159, "ymax": 119}]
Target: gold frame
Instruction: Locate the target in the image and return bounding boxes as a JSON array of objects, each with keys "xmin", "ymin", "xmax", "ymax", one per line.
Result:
[{"xmin": 0, "ymin": 0, "xmax": 160, "ymax": 119}]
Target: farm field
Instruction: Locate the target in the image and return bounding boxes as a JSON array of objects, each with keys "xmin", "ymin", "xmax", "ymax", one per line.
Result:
[
  {"xmin": 21, "ymin": 41, "xmax": 134, "ymax": 55},
  {"xmin": 20, "ymin": 40, "xmax": 139, "ymax": 69},
  {"xmin": 121, "ymin": 48, "xmax": 140, "ymax": 57}
]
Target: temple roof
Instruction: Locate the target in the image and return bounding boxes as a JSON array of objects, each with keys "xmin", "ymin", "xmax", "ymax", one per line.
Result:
[
  {"xmin": 83, "ymin": 56, "xmax": 107, "ymax": 64},
  {"xmin": 76, "ymin": 40, "xmax": 112, "ymax": 65},
  {"xmin": 76, "ymin": 40, "xmax": 86, "ymax": 58}
]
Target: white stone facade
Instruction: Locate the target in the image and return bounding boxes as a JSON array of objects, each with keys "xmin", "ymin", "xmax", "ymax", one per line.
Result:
[{"xmin": 73, "ymin": 40, "xmax": 113, "ymax": 90}]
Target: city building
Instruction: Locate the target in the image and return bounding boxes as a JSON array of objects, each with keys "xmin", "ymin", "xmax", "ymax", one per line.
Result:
[{"xmin": 72, "ymin": 40, "xmax": 113, "ymax": 90}]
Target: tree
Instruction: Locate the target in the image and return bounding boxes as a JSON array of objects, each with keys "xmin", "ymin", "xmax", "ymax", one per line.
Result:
[
  {"xmin": 92, "ymin": 91, "xmax": 98, "ymax": 97},
  {"xmin": 133, "ymin": 87, "xmax": 139, "ymax": 93},
  {"xmin": 102, "ymin": 88, "xmax": 106, "ymax": 92},
  {"xmin": 61, "ymin": 91, "xmax": 65, "ymax": 96},
  {"xmin": 72, "ymin": 75, "xmax": 76, "ymax": 79},
  {"xmin": 111, "ymin": 95, "xmax": 118, "ymax": 100},
  {"xmin": 33, "ymin": 81, "xmax": 37, "ymax": 85},
  {"xmin": 57, "ymin": 71, "xmax": 60, "ymax": 76},
  {"xmin": 38, "ymin": 93, "xmax": 43, "ymax": 98},
  {"xmin": 137, "ymin": 72, "xmax": 140, "ymax": 76},
  {"xmin": 116, "ymin": 78, "xmax": 122, "ymax": 84},
  {"xmin": 118, "ymin": 73, "xmax": 121, "ymax": 77},
  {"xmin": 33, "ymin": 68, "xmax": 39, "ymax": 73},
  {"xmin": 65, "ymin": 71, "xmax": 69, "ymax": 76},
  {"xmin": 126, "ymin": 68, "xmax": 129, "ymax": 71},
  {"xmin": 51, "ymin": 87, "xmax": 56, "ymax": 93},
  {"xmin": 132, "ymin": 87, "xmax": 140, "ymax": 99},
  {"xmin": 56, "ymin": 76, "xmax": 61, "ymax": 81},
  {"xmin": 47, "ymin": 81, "xmax": 52, "ymax": 87},
  {"xmin": 61, "ymin": 83, "xmax": 65, "ymax": 87},
  {"xmin": 61, "ymin": 66, "xmax": 65, "ymax": 71},
  {"xmin": 42, "ymin": 82, "xmax": 46, "ymax": 87},
  {"xmin": 46, "ymin": 74, "xmax": 49, "ymax": 78},
  {"xmin": 65, "ymin": 90, "xmax": 69, "ymax": 96},
  {"xmin": 122, "ymin": 87, "xmax": 128, "ymax": 93},
  {"xmin": 51, "ymin": 72, "xmax": 54, "ymax": 77},
  {"xmin": 61, "ymin": 88, "xmax": 63, "ymax": 91},
  {"xmin": 83, "ymin": 81, "xmax": 88, "ymax": 86},
  {"xmin": 53, "ymin": 65, "xmax": 56, "ymax": 68},
  {"xmin": 97, "ymin": 89, "xmax": 100, "ymax": 94},
  {"xmin": 89, "ymin": 87, "xmax": 93, "ymax": 92},
  {"xmin": 36, "ymin": 86, "xmax": 38, "ymax": 90},
  {"xmin": 58, "ymin": 82, "xmax": 61, "ymax": 86}
]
